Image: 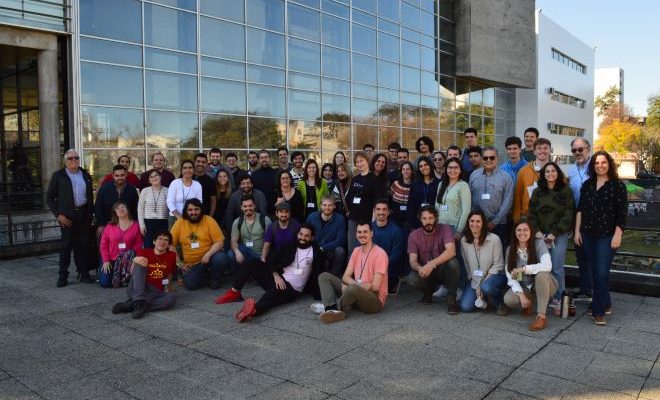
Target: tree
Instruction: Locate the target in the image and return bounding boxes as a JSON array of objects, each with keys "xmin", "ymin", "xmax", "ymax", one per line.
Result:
[
  {"xmin": 647, "ymin": 93, "xmax": 660, "ymax": 128},
  {"xmin": 594, "ymin": 85, "xmax": 621, "ymax": 117}
]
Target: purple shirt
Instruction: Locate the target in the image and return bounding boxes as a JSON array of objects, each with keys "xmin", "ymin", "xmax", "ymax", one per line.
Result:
[
  {"xmin": 407, "ymin": 224, "xmax": 454, "ymax": 265},
  {"xmin": 264, "ymin": 219, "xmax": 301, "ymax": 251}
]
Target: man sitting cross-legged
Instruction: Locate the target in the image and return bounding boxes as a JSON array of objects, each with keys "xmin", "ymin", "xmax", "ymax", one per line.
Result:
[
  {"xmin": 317, "ymin": 221, "xmax": 388, "ymax": 323},
  {"xmin": 112, "ymin": 230, "xmax": 176, "ymax": 319}
]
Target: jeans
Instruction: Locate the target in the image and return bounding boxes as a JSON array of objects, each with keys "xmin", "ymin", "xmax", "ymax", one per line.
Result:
[
  {"xmin": 575, "ymin": 244, "xmax": 593, "ymax": 294},
  {"xmin": 549, "ymin": 232, "xmax": 569, "ymax": 300},
  {"xmin": 182, "ymin": 251, "xmax": 230, "ymax": 290},
  {"xmin": 143, "ymin": 219, "xmax": 168, "ymax": 249},
  {"xmin": 227, "ymin": 244, "xmax": 261, "ymax": 273},
  {"xmin": 321, "ymin": 247, "xmax": 347, "ymax": 277},
  {"xmin": 347, "ymin": 220, "xmax": 358, "ymax": 252},
  {"xmin": 581, "ymin": 232, "xmax": 614, "ymax": 317},
  {"xmin": 459, "ymin": 273, "xmax": 507, "ymax": 312},
  {"xmin": 407, "ymin": 257, "xmax": 461, "ymax": 297},
  {"xmin": 127, "ymin": 263, "xmax": 176, "ymax": 311}
]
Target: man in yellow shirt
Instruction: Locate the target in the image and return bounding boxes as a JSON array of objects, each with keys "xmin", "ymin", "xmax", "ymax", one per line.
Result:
[
  {"xmin": 171, "ymin": 198, "xmax": 228, "ymax": 290},
  {"xmin": 513, "ymin": 138, "xmax": 552, "ymax": 222}
]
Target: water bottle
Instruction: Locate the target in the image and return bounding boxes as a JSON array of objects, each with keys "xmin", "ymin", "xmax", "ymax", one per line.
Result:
[{"xmin": 560, "ymin": 291, "xmax": 571, "ymax": 319}]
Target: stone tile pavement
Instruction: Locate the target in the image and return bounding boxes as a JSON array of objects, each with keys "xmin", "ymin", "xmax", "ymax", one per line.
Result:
[{"xmin": 1, "ymin": 253, "xmax": 659, "ymax": 399}]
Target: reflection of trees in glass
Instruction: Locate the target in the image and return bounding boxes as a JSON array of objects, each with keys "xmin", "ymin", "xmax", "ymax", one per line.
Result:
[
  {"xmin": 421, "ymin": 107, "xmax": 438, "ymax": 130},
  {"xmin": 289, "ymin": 120, "xmax": 320, "ymax": 149},
  {"xmin": 377, "ymin": 103, "xmax": 400, "ymax": 126},
  {"xmin": 402, "ymin": 105, "xmax": 420, "ymax": 129},
  {"xmin": 249, "ymin": 117, "xmax": 286, "ymax": 149},
  {"xmin": 82, "ymin": 108, "xmax": 144, "ymax": 148},
  {"xmin": 316, "ymin": 113, "xmax": 350, "ymax": 150},
  {"xmin": 201, "ymin": 115, "xmax": 247, "ymax": 149}
]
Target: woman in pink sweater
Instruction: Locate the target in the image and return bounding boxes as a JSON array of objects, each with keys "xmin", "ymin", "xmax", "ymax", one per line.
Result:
[{"xmin": 99, "ymin": 201, "xmax": 143, "ymax": 288}]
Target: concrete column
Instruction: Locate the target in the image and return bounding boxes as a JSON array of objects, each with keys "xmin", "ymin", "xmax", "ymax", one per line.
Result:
[{"xmin": 38, "ymin": 48, "xmax": 60, "ymax": 207}]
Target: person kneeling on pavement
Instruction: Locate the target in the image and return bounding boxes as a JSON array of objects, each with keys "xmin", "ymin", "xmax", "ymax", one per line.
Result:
[
  {"xmin": 112, "ymin": 230, "xmax": 176, "ymax": 318},
  {"xmin": 317, "ymin": 221, "xmax": 388, "ymax": 323},
  {"xmin": 217, "ymin": 224, "xmax": 323, "ymax": 322}
]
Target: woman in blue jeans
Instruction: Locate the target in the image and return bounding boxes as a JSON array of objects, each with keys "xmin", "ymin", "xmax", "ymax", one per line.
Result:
[
  {"xmin": 459, "ymin": 210, "xmax": 507, "ymax": 312},
  {"xmin": 574, "ymin": 151, "xmax": 627, "ymax": 326}
]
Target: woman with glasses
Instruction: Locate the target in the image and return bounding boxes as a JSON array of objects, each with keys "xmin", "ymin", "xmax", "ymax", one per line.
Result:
[
  {"xmin": 435, "ymin": 157, "xmax": 471, "ymax": 240},
  {"xmin": 276, "ymin": 169, "xmax": 305, "ymax": 223},
  {"xmin": 99, "ymin": 201, "xmax": 143, "ymax": 288},
  {"xmin": 432, "ymin": 151, "xmax": 446, "ymax": 179},
  {"xmin": 138, "ymin": 170, "xmax": 169, "ymax": 248}
]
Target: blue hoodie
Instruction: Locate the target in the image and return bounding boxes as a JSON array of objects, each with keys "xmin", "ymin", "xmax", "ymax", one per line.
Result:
[
  {"xmin": 371, "ymin": 220, "xmax": 403, "ymax": 270},
  {"xmin": 306, "ymin": 211, "xmax": 346, "ymax": 251}
]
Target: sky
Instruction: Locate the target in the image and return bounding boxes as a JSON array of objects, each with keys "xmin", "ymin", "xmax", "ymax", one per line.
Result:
[{"xmin": 536, "ymin": 0, "xmax": 660, "ymax": 116}]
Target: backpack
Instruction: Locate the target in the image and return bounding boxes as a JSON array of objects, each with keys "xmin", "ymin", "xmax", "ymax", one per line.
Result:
[{"xmin": 236, "ymin": 213, "xmax": 267, "ymax": 235}]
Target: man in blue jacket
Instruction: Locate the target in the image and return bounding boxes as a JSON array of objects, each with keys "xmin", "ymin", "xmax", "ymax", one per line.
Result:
[
  {"xmin": 306, "ymin": 195, "xmax": 346, "ymax": 277},
  {"xmin": 371, "ymin": 199, "xmax": 403, "ymax": 295}
]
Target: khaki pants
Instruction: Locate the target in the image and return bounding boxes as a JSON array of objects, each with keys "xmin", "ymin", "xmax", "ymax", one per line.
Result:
[
  {"xmin": 503, "ymin": 271, "xmax": 558, "ymax": 315},
  {"xmin": 318, "ymin": 272, "xmax": 382, "ymax": 314}
]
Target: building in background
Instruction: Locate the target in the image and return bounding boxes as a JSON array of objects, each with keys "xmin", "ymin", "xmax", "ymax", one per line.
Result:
[
  {"xmin": 0, "ymin": 0, "xmax": 535, "ymax": 252},
  {"xmin": 593, "ymin": 66, "xmax": 624, "ymax": 142},
  {"xmin": 515, "ymin": 9, "xmax": 595, "ymax": 163}
]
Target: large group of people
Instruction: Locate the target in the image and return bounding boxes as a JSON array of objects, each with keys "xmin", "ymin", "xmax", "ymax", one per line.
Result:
[{"xmin": 47, "ymin": 130, "xmax": 628, "ymax": 328}]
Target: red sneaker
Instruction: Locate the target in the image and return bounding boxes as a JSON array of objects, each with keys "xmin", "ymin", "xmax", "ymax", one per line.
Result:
[
  {"xmin": 215, "ymin": 289, "xmax": 243, "ymax": 304},
  {"xmin": 235, "ymin": 298, "xmax": 256, "ymax": 322}
]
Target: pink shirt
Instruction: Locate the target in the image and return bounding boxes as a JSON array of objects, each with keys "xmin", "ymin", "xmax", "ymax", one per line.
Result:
[
  {"xmin": 100, "ymin": 221, "xmax": 143, "ymax": 262},
  {"xmin": 347, "ymin": 244, "xmax": 389, "ymax": 306}
]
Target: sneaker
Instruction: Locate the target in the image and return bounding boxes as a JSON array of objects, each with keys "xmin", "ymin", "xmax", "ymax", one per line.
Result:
[
  {"xmin": 319, "ymin": 310, "xmax": 346, "ymax": 324},
  {"xmin": 215, "ymin": 289, "xmax": 243, "ymax": 304},
  {"xmin": 421, "ymin": 292, "xmax": 433, "ymax": 305},
  {"xmin": 573, "ymin": 292, "xmax": 592, "ymax": 302},
  {"xmin": 388, "ymin": 277, "xmax": 401, "ymax": 295},
  {"xmin": 309, "ymin": 302, "xmax": 325, "ymax": 314},
  {"xmin": 528, "ymin": 315, "xmax": 548, "ymax": 331},
  {"xmin": 432, "ymin": 285, "xmax": 447, "ymax": 298},
  {"xmin": 497, "ymin": 304, "xmax": 510, "ymax": 316},
  {"xmin": 593, "ymin": 315, "xmax": 607, "ymax": 326},
  {"xmin": 235, "ymin": 298, "xmax": 256, "ymax": 323},
  {"xmin": 131, "ymin": 300, "xmax": 146, "ymax": 319},
  {"xmin": 112, "ymin": 300, "xmax": 134, "ymax": 314},
  {"xmin": 56, "ymin": 277, "xmax": 68, "ymax": 288},
  {"xmin": 447, "ymin": 296, "xmax": 459, "ymax": 315}
]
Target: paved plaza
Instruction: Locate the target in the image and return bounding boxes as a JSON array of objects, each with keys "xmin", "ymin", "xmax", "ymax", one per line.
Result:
[{"xmin": 1, "ymin": 253, "xmax": 659, "ymax": 400}]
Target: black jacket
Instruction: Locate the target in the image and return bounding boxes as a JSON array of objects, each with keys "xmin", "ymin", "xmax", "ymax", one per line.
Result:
[
  {"xmin": 46, "ymin": 167, "xmax": 94, "ymax": 219},
  {"xmin": 94, "ymin": 181, "xmax": 139, "ymax": 226},
  {"xmin": 269, "ymin": 243, "xmax": 324, "ymax": 300}
]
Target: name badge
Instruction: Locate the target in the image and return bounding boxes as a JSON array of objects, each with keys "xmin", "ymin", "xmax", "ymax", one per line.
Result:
[
  {"xmin": 162, "ymin": 279, "xmax": 169, "ymax": 285},
  {"xmin": 118, "ymin": 242, "xmax": 126, "ymax": 250},
  {"xmin": 191, "ymin": 242, "xmax": 200, "ymax": 249},
  {"xmin": 481, "ymin": 193, "xmax": 491, "ymax": 200},
  {"xmin": 473, "ymin": 270, "xmax": 484, "ymax": 277},
  {"xmin": 420, "ymin": 203, "xmax": 429, "ymax": 207},
  {"xmin": 307, "ymin": 202, "xmax": 315, "ymax": 208},
  {"xmin": 440, "ymin": 205, "xmax": 449, "ymax": 211},
  {"xmin": 245, "ymin": 241, "xmax": 254, "ymax": 248},
  {"xmin": 399, "ymin": 205, "xmax": 407, "ymax": 211},
  {"xmin": 293, "ymin": 269, "xmax": 303, "ymax": 275},
  {"xmin": 353, "ymin": 197, "xmax": 362, "ymax": 204},
  {"xmin": 356, "ymin": 278, "xmax": 362, "ymax": 284}
]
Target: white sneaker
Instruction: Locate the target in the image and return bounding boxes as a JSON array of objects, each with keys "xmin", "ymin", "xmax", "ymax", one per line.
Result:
[
  {"xmin": 309, "ymin": 302, "xmax": 325, "ymax": 314},
  {"xmin": 433, "ymin": 285, "xmax": 447, "ymax": 298}
]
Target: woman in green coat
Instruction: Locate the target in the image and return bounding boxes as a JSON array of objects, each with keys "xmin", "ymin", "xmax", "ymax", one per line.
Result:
[{"xmin": 297, "ymin": 159, "xmax": 329, "ymax": 218}]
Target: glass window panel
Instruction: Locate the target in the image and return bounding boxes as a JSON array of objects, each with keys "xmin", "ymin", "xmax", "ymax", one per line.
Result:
[
  {"xmin": 353, "ymin": 9, "xmax": 376, "ymax": 27},
  {"xmin": 352, "ymin": 25, "xmax": 377, "ymax": 56},
  {"xmin": 84, "ymin": 150, "xmax": 147, "ymax": 185},
  {"xmin": 322, "ymin": 0, "xmax": 349, "ymax": 18},
  {"xmin": 151, "ymin": 0, "xmax": 196, "ymax": 10},
  {"xmin": 288, "ymin": 4, "xmax": 320, "ymax": 41},
  {"xmin": 440, "ymin": 75, "xmax": 455, "ymax": 99},
  {"xmin": 247, "ymin": 65, "xmax": 285, "ymax": 86},
  {"xmin": 402, "ymin": 27, "xmax": 420, "ymax": 43},
  {"xmin": 378, "ymin": 0, "xmax": 399, "ymax": 21},
  {"xmin": 201, "ymin": 17, "xmax": 245, "ymax": 60},
  {"xmin": 202, "ymin": 114, "xmax": 247, "ymax": 149},
  {"xmin": 378, "ymin": 32, "xmax": 399, "ymax": 62},
  {"xmin": 421, "ymin": 71, "xmax": 438, "ymax": 97},
  {"xmin": 402, "ymin": 128, "xmax": 422, "ymax": 150},
  {"xmin": 421, "ymin": 106, "xmax": 438, "ymax": 130},
  {"xmin": 201, "ymin": 57, "xmax": 245, "ymax": 80},
  {"xmin": 420, "ymin": 45, "xmax": 435, "ymax": 71},
  {"xmin": 81, "ymin": 63, "xmax": 143, "ymax": 107},
  {"xmin": 379, "ymin": 126, "xmax": 400, "ymax": 149},
  {"xmin": 201, "ymin": 78, "xmax": 246, "ymax": 113},
  {"xmin": 401, "ymin": 2, "xmax": 420, "ymax": 30},
  {"xmin": 378, "ymin": 60, "xmax": 399, "ymax": 89},
  {"xmin": 352, "ymin": 83, "xmax": 377, "ymax": 99},
  {"xmin": 80, "ymin": 0, "xmax": 141, "ymax": 42},
  {"xmin": 470, "ymin": 85, "xmax": 483, "ymax": 106},
  {"xmin": 440, "ymin": 130, "xmax": 455, "ymax": 149},
  {"xmin": 80, "ymin": 37, "xmax": 141, "ymax": 66},
  {"xmin": 470, "ymin": 115, "xmax": 482, "ymax": 131},
  {"xmin": 81, "ymin": 106, "xmax": 144, "ymax": 148},
  {"xmin": 247, "ymin": 0, "xmax": 284, "ymax": 32},
  {"xmin": 322, "ymin": 46, "xmax": 349, "ymax": 79},
  {"xmin": 402, "ymin": 104, "xmax": 420, "ymax": 128},
  {"xmin": 200, "ymin": 0, "xmax": 243, "ymax": 22},
  {"xmin": 322, "ymin": 78, "xmax": 350, "ymax": 95},
  {"xmin": 353, "ymin": 0, "xmax": 376, "ymax": 13},
  {"xmin": 483, "ymin": 117, "xmax": 494, "ymax": 135},
  {"xmin": 378, "ymin": 18, "xmax": 399, "ymax": 35},
  {"xmin": 352, "ymin": 99, "xmax": 378, "ymax": 124},
  {"xmin": 354, "ymin": 125, "xmax": 378, "ymax": 150},
  {"xmin": 146, "ymin": 71, "xmax": 197, "ymax": 111},
  {"xmin": 456, "ymin": 80, "xmax": 469, "ymax": 103},
  {"xmin": 288, "ymin": 120, "xmax": 321, "ymax": 150},
  {"xmin": 288, "ymin": 38, "xmax": 320, "ymax": 74},
  {"xmin": 289, "ymin": 72, "xmax": 321, "ymax": 91},
  {"xmin": 455, "ymin": 112, "xmax": 468, "ymax": 132},
  {"xmin": 401, "ymin": 67, "xmax": 421, "ymax": 93},
  {"xmin": 322, "ymin": 14, "xmax": 349, "ymax": 48},
  {"xmin": 292, "ymin": 0, "xmax": 320, "ymax": 8},
  {"xmin": 246, "ymin": 28, "xmax": 285, "ymax": 68},
  {"xmin": 439, "ymin": 0, "xmax": 454, "ymax": 20},
  {"xmin": 147, "ymin": 110, "xmax": 198, "ymax": 148},
  {"xmin": 249, "ymin": 117, "xmax": 287, "ymax": 148},
  {"xmin": 421, "ymin": 95, "xmax": 437, "ymax": 108},
  {"xmin": 483, "ymin": 88, "xmax": 495, "ymax": 107},
  {"xmin": 379, "ymin": 87, "xmax": 399, "ymax": 103},
  {"xmin": 401, "ymin": 40, "xmax": 420, "ymax": 68},
  {"xmin": 420, "ymin": 11, "xmax": 434, "ymax": 36},
  {"xmin": 322, "ymin": 94, "xmax": 350, "ymax": 120},
  {"xmin": 144, "ymin": 4, "xmax": 196, "ymax": 52},
  {"xmin": 352, "ymin": 53, "xmax": 377, "ymax": 85},
  {"xmin": 401, "ymin": 91, "xmax": 419, "ymax": 106},
  {"xmin": 289, "ymin": 90, "xmax": 321, "ymax": 120},
  {"xmin": 248, "ymin": 84, "xmax": 285, "ymax": 117},
  {"xmin": 379, "ymin": 102, "xmax": 400, "ymax": 126},
  {"xmin": 145, "ymin": 48, "xmax": 196, "ymax": 74},
  {"xmin": 321, "ymin": 123, "xmax": 350, "ymax": 150}
]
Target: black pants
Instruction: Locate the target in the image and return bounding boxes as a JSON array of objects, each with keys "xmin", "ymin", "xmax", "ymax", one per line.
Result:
[
  {"xmin": 408, "ymin": 258, "xmax": 461, "ymax": 297},
  {"xmin": 233, "ymin": 258, "xmax": 299, "ymax": 315},
  {"xmin": 322, "ymin": 247, "xmax": 347, "ymax": 277},
  {"xmin": 59, "ymin": 207, "xmax": 92, "ymax": 279}
]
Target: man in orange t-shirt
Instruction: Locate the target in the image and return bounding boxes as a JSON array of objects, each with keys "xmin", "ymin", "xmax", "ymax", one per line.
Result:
[{"xmin": 317, "ymin": 221, "xmax": 388, "ymax": 323}]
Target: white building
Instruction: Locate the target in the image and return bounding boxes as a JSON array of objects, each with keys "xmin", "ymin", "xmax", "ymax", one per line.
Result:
[
  {"xmin": 516, "ymin": 10, "xmax": 595, "ymax": 162},
  {"xmin": 593, "ymin": 67, "xmax": 625, "ymax": 142}
]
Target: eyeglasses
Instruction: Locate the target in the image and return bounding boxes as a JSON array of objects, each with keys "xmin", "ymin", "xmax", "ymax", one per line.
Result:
[
  {"xmin": 482, "ymin": 156, "xmax": 496, "ymax": 161},
  {"xmin": 66, "ymin": 156, "xmax": 80, "ymax": 161},
  {"xmin": 571, "ymin": 147, "xmax": 585, "ymax": 154},
  {"xmin": 447, "ymin": 166, "xmax": 460, "ymax": 170},
  {"xmin": 433, "ymin": 158, "xmax": 443, "ymax": 162}
]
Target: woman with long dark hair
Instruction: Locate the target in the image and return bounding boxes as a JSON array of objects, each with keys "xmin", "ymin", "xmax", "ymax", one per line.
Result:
[
  {"xmin": 275, "ymin": 169, "xmax": 304, "ymax": 223},
  {"xmin": 345, "ymin": 152, "xmax": 378, "ymax": 250},
  {"xmin": 406, "ymin": 156, "xmax": 440, "ymax": 229},
  {"xmin": 413, "ymin": 136, "xmax": 434, "ymax": 169},
  {"xmin": 390, "ymin": 161, "xmax": 414, "ymax": 226},
  {"xmin": 370, "ymin": 153, "xmax": 389, "ymax": 197},
  {"xmin": 574, "ymin": 150, "xmax": 627, "ymax": 326},
  {"xmin": 321, "ymin": 163, "xmax": 335, "ymax": 185},
  {"xmin": 503, "ymin": 220, "xmax": 556, "ymax": 331},
  {"xmin": 332, "ymin": 151, "xmax": 348, "ymax": 176},
  {"xmin": 297, "ymin": 159, "xmax": 329, "ymax": 218},
  {"xmin": 99, "ymin": 200, "xmax": 143, "ymax": 288},
  {"xmin": 435, "ymin": 157, "xmax": 471, "ymax": 239},
  {"xmin": 333, "ymin": 162, "xmax": 352, "ymax": 217},
  {"xmin": 213, "ymin": 169, "xmax": 233, "ymax": 234}
]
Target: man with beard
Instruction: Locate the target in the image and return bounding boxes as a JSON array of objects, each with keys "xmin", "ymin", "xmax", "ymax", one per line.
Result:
[
  {"xmin": 216, "ymin": 201, "xmax": 302, "ymax": 304},
  {"xmin": 231, "ymin": 224, "xmax": 323, "ymax": 322},
  {"xmin": 224, "ymin": 174, "xmax": 268, "ymax": 232},
  {"xmin": 100, "ymin": 155, "xmax": 140, "ymax": 187},
  {"xmin": 276, "ymin": 146, "xmax": 291, "ymax": 171},
  {"xmin": 228, "ymin": 195, "xmax": 271, "ymax": 269},
  {"xmin": 206, "ymin": 148, "xmax": 235, "ymax": 188},
  {"xmin": 317, "ymin": 221, "xmax": 388, "ymax": 323},
  {"xmin": 289, "ymin": 151, "xmax": 305, "ymax": 187},
  {"xmin": 192, "ymin": 153, "xmax": 217, "ymax": 217},
  {"xmin": 251, "ymin": 149, "xmax": 279, "ymax": 216},
  {"xmin": 138, "ymin": 151, "xmax": 176, "ymax": 189},
  {"xmin": 370, "ymin": 200, "xmax": 403, "ymax": 295},
  {"xmin": 170, "ymin": 199, "xmax": 228, "ymax": 290},
  {"xmin": 306, "ymin": 195, "xmax": 346, "ymax": 276},
  {"xmin": 247, "ymin": 151, "xmax": 259, "ymax": 175},
  {"xmin": 407, "ymin": 205, "xmax": 460, "ymax": 314},
  {"xmin": 95, "ymin": 164, "xmax": 139, "ymax": 236}
]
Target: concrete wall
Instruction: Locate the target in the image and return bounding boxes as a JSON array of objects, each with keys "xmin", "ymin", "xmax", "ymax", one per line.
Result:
[{"xmin": 455, "ymin": 0, "xmax": 536, "ymax": 88}]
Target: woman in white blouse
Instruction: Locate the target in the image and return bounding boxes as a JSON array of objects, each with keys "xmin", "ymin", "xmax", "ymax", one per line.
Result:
[
  {"xmin": 166, "ymin": 160, "xmax": 202, "ymax": 224},
  {"xmin": 503, "ymin": 220, "xmax": 557, "ymax": 331},
  {"xmin": 138, "ymin": 169, "xmax": 169, "ymax": 248}
]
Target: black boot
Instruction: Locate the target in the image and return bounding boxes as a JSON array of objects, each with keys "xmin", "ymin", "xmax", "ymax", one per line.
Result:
[
  {"xmin": 112, "ymin": 299, "xmax": 134, "ymax": 314},
  {"xmin": 131, "ymin": 300, "xmax": 147, "ymax": 319}
]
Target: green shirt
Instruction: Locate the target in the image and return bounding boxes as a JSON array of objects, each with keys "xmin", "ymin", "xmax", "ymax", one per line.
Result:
[{"xmin": 230, "ymin": 213, "xmax": 272, "ymax": 254}]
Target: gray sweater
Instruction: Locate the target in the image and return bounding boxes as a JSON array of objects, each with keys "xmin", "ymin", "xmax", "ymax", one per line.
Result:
[{"xmin": 460, "ymin": 233, "xmax": 504, "ymax": 289}]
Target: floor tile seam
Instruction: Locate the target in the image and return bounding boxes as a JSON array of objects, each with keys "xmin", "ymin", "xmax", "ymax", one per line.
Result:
[
  {"xmin": 638, "ymin": 348, "xmax": 660, "ymax": 399},
  {"xmin": 10, "ymin": 374, "xmax": 54, "ymax": 399},
  {"xmin": 247, "ymin": 377, "xmax": 338, "ymax": 399}
]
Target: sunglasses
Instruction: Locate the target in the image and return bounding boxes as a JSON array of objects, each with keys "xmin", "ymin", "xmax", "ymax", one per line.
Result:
[
  {"xmin": 571, "ymin": 147, "xmax": 585, "ymax": 153},
  {"xmin": 433, "ymin": 158, "xmax": 444, "ymax": 162},
  {"xmin": 66, "ymin": 156, "xmax": 80, "ymax": 161},
  {"xmin": 482, "ymin": 156, "xmax": 496, "ymax": 161}
]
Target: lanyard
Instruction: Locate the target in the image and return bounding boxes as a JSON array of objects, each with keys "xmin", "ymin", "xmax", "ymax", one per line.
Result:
[
  {"xmin": 244, "ymin": 218, "xmax": 256, "ymax": 242},
  {"xmin": 483, "ymin": 174, "xmax": 489, "ymax": 195},
  {"xmin": 441, "ymin": 182, "xmax": 457, "ymax": 204},
  {"xmin": 151, "ymin": 188, "xmax": 162, "ymax": 213},
  {"xmin": 357, "ymin": 245, "xmax": 373, "ymax": 281},
  {"xmin": 473, "ymin": 242, "xmax": 482, "ymax": 271}
]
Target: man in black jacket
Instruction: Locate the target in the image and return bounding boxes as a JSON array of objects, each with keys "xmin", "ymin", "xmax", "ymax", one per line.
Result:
[
  {"xmin": 217, "ymin": 224, "xmax": 323, "ymax": 322},
  {"xmin": 46, "ymin": 149, "xmax": 95, "ymax": 287},
  {"xmin": 94, "ymin": 164, "xmax": 139, "ymax": 236}
]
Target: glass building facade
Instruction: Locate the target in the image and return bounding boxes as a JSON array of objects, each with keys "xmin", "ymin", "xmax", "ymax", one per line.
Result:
[{"xmin": 77, "ymin": 0, "xmax": 515, "ymax": 181}]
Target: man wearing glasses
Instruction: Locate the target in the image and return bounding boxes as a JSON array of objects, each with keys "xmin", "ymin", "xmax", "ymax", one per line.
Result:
[
  {"xmin": 47, "ymin": 149, "xmax": 96, "ymax": 287},
  {"xmin": 567, "ymin": 138, "xmax": 593, "ymax": 302}
]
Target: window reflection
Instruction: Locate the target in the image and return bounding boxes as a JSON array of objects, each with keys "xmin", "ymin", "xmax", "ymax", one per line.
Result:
[
  {"xmin": 80, "ymin": 0, "xmax": 141, "ymax": 43},
  {"xmin": 288, "ymin": 38, "xmax": 320, "ymax": 74},
  {"xmin": 322, "ymin": 14, "xmax": 349, "ymax": 48},
  {"xmin": 378, "ymin": 60, "xmax": 399, "ymax": 89},
  {"xmin": 378, "ymin": 102, "xmax": 400, "ymax": 126},
  {"xmin": 201, "ymin": 78, "xmax": 246, "ymax": 114},
  {"xmin": 288, "ymin": 120, "xmax": 321, "ymax": 150},
  {"xmin": 379, "ymin": 126, "xmax": 400, "ymax": 148},
  {"xmin": 248, "ymin": 84, "xmax": 286, "ymax": 117},
  {"xmin": 401, "ymin": 66, "xmax": 421, "ymax": 93},
  {"xmin": 201, "ymin": 58, "xmax": 245, "ymax": 80},
  {"xmin": 146, "ymin": 71, "xmax": 197, "ymax": 111},
  {"xmin": 322, "ymin": 94, "xmax": 350, "ymax": 120},
  {"xmin": 354, "ymin": 125, "xmax": 378, "ymax": 151},
  {"xmin": 80, "ymin": 37, "xmax": 141, "ymax": 66},
  {"xmin": 352, "ymin": 83, "xmax": 377, "ymax": 99},
  {"xmin": 352, "ymin": 53, "xmax": 377, "ymax": 85},
  {"xmin": 84, "ymin": 150, "xmax": 147, "ymax": 185},
  {"xmin": 249, "ymin": 117, "xmax": 287, "ymax": 149},
  {"xmin": 353, "ymin": 0, "xmax": 376, "ymax": 13},
  {"xmin": 288, "ymin": 4, "xmax": 320, "ymax": 41},
  {"xmin": 322, "ymin": 47, "xmax": 350, "ymax": 79},
  {"xmin": 352, "ymin": 24, "xmax": 377, "ymax": 56},
  {"xmin": 322, "ymin": 0, "xmax": 349, "ymax": 18},
  {"xmin": 289, "ymin": 90, "xmax": 321, "ymax": 120},
  {"xmin": 402, "ymin": 41, "xmax": 421, "ymax": 68},
  {"xmin": 352, "ymin": 98, "xmax": 378, "ymax": 124},
  {"xmin": 402, "ymin": 128, "xmax": 422, "ymax": 150},
  {"xmin": 421, "ymin": 71, "xmax": 438, "ymax": 97},
  {"xmin": 146, "ymin": 110, "xmax": 199, "ymax": 148},
  {"xmin": 289, "ymin": 72, "xmax": 321, "ymax": 91},
  {"xmin": 151, "ymin": 0, "xmax": 196, "ymax": 11},
  {"xmin": 247, "ymin": 0, "xmax": 284, "ymax": 32},
  {"xmin": 144, "ymin": 4, "xmax": 196, "ymax": 52},
  {"xmin": 420, "ymin": 11, "xmax": 434, "ymax": 36},
  {"xmin": 145, "ymin": 48, "xmax": 196, "ymax": 74},
  {"xmin": 322, "ymin": 78, "xmax": 350, "ymax": 96},
  {"xmin": 202, "ymin": 114, "xmax": 247, "ymax": 149},
  {"xmin": 321, "ymin": 122, "xmax": 350, "ymax": 150},
  {"xmin": 378, "ymin": 0, "xmax": 399, "ymax": 22},
  {"xmin": 402, "ymin": 104, "xmax": 421, "ymax": 128},
  {"xmin": 81, "ymin": 63, "xmax": 143, "ymax": 107},
  {"xmin": 401, "ymin": 2, "xmax": 420, "ymax": 30},
  {"xmin": 378, "ymin": 32, "xmax": 399, "ymax": 62},
  {"xmin": 200, "ymin": 0, "xmax": 243, "ymax": 22},
  {"xmin": 421, "ymin": 106, "xmax": 439, "ymax": 130},
  {"xmin": 81, "ymin": 106, "xmax": 144, "ymax": 148},
  {"xmin": 247, "ymin": 65, "xmax": 285, "ymax": 86},
  {"xmin": 247, "ymin": 28, "xmax": 285, "ymax": 68},
  {"xmin": 201, "ymin": 17, "xmax": 245, "ymax": 60}
]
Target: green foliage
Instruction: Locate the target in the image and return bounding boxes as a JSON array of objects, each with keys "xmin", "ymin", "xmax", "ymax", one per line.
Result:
[
  {"xmin": 647, "ymin": 93, "xmax": 660, "ymax": 128},
  {"xmin": 594, "ymin": 85, "xmax": 621, "ymax": 117}
]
